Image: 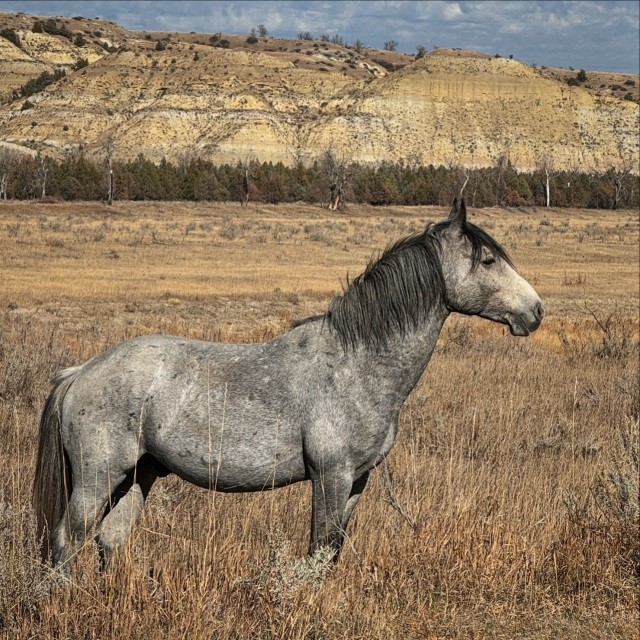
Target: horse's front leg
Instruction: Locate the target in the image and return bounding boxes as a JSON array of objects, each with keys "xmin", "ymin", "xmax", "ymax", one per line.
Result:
[{"xmin": 308, "ymin": 467, "xmax": 369, "ymax": 561}]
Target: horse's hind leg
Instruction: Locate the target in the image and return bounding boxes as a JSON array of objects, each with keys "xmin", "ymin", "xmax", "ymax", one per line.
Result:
[
  {"xmin": 52, "ymin": 471, "xmax": 125, "ymax": 576},
  {"xmin": 95, "ymin": 455, "xmax": 159, "ymax": 569}
]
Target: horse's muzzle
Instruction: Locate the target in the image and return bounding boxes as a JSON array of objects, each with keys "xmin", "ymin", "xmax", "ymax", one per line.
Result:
[{"xmin": 508, "ymin": 301, "xmax": 544, "ymax": 336}]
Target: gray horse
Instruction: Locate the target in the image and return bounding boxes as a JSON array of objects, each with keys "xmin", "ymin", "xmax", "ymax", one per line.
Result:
[{"xmin": 33, "ymin": 199, "xmax": 543, "ymax": 575}]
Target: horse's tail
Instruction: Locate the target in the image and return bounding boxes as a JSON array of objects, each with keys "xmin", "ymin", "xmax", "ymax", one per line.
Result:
[{"xmin": 32, "ymin": 365, "xmax": 83, "ymax": 561}]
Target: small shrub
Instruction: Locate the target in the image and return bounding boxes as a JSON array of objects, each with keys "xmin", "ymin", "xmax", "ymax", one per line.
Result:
[
  {"xmin": 219, "ymin": 221, "xmax": 241, "ymax": 240},
  {"xmin": 39, "ymin": 18, "xmax": 72, "ymax": 39},
  {"xmin": 0, "ymin": 28, "xmax": 21, "ymax": 49},
  {"xmin": 14, "ymin": 68, "xmax": 66, "ymax": 99},
  {"xmin": 236, "ymin": 526, "xmax": 333, "ymax": 607}
]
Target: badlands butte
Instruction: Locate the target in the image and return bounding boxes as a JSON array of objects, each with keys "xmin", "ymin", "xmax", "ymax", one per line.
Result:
[{"xmin": 0, "ymin": 11, "xmax": 638, "ymax": 171}]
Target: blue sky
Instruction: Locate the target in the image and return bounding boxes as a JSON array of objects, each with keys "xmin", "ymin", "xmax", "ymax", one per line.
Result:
[{"xmin": 1, "ymin": 1, "xmax": 638, "ymax": 73}]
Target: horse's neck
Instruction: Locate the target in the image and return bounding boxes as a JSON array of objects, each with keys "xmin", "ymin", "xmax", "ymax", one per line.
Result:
[{"xmin": 352, "ymin": 306, "xmax": 449, "ymax": 408}]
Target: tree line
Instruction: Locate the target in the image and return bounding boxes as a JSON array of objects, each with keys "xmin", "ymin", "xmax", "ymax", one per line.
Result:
[{"xmin": 0, "ymin": 151, "xmax": 637, "ymax": 210}]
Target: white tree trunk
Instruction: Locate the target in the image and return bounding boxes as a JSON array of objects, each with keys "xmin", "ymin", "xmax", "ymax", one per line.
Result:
[
  {"xmin": 544, "ymin": 167, "xmax": 550, "ymax": 208},
  {"xmin": 107, "ymin": 161, "xmax": 114, "ymax": 205}
]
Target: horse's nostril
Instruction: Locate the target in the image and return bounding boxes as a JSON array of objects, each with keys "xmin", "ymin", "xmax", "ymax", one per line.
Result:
[{"xmin": 535, "ymin": 301, "xmax": 544, "ymax": 321}]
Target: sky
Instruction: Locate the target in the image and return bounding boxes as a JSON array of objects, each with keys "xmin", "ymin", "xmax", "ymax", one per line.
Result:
[{"xmin": 0, "ymin": 1, "xmax": 638, "ymax": 74}]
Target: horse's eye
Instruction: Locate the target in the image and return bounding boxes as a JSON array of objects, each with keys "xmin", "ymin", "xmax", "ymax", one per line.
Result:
[{"xmin": 481, "ymin": 256, "xmax": 495, "ymax": 266}]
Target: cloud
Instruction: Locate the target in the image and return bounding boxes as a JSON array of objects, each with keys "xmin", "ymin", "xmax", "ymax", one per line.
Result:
[
  {"xmin": 0, "ymin": 0, "xmax": 637, "ymax": 72},
  {"xmin": 443, "ymin": 3, "xmax": 463, "ymax": 21}
]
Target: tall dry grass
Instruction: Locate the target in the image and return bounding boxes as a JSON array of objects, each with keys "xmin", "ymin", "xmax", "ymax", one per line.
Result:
[{"xmin": 0, "ymin": 202, "xmax": 637, "ymax": 638}]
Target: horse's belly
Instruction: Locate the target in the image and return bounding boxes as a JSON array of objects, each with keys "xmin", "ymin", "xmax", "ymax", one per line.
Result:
[
  {"xmin": 146, "ymin": 423, "xmax": 308, "ymax": 492},
  {"xmin": 166, "ymin": 453, "xmax": 308, "ymax": 492}
]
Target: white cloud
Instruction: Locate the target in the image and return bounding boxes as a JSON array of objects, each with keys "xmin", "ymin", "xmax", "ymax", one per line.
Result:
[{"xmin": 443, "ymin": 3, "xmax": 463, "ymax": 20}]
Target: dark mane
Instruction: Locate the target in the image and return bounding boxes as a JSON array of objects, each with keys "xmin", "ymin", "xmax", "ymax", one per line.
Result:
[
  {"xmin": 327, "ymin": 228, "xmax": 445, "ymax": 351},
  {"xmin": 291, "ymin": 218, "xmax": 513, "ymax": 351}
]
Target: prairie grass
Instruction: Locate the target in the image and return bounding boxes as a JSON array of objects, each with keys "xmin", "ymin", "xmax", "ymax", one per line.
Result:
[{"xmin": 0, "ymin": 202, "xmax": 637, "ymax": 639}]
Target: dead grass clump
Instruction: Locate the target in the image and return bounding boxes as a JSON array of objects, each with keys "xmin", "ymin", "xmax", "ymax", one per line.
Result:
[
  {"xmin": 0, "ymin": 503, "xmax": 52, "ymax": 636},
  {"xmin": 564, "ymin": 415, "xmax": 639, "ymax": 586},
  {"xmin": 303, "ymin": 222, "xmax": 333, "ymax": 244},
  {"xmin": 0, "ymin": 322, "xmax": 70, "ymax": 408},
  {"xmin": 557, "ymin": 305, "xmax": 639, "ymax": 361},
  {"xmin": 218, "ymin": 220, "xmax": 242, "ymax": 240}
]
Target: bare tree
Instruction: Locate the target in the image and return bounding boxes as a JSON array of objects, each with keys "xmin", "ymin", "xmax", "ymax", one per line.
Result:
[
  {"xmin": 321, "ymin": 147, "xmax": 350, "ymax": 211},
  {"xmin": 610, "ymin": 145, "xmax": 635, "ymax": 210},
  {"xmin": 237, "ymin": 154, "xmax": 255, "ymax": 206},
  {"xmin": 537, "ymin": 154, "xmax": 554, "ymax": 208},
  {"xmin": 458, "ymin": 168, "xmax": 470, "ymax": 201},
  {"xmin": 610, "ymin": 166, "xmax": 634, "ymax": 210},
  {"xmin": 384, "ymin": 40, "xmax": 399, "ymax": 52},
  {"xmin": 241, "ymin": 164, "xmax": 250, "ymax": 206},
  {"xmin": 105, "ymin": 136, "xmax": 115, "ymax": 205},
  {"xmin": 35, "ymin": 154, "xmax": 50, "ymax": 199},
  {"xmin": 257, "ymin": 24, "xmax": 268, "ymax": 38},
  {"xmin": 0, "ymin": 148, "xmax": 18, "ymax": 200},
  {"xmin": 447, "ymin": 150, "xmax": 470, "ymax": 203}
]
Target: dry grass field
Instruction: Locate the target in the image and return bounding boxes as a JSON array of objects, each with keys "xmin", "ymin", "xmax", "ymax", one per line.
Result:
[{"xmin": 0, "ymin": 201, "xmax": 638, "ymax": 639}]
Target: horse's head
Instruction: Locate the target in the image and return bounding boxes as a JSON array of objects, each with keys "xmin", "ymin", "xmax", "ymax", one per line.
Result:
[{"xmin": 438, "ymin": 199, "xmax": 543, "ymax": 336}]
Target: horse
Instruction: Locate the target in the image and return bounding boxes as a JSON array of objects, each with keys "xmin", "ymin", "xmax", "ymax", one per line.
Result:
[{"xmin": 32, "ymin": 199, "xmax": 543, "ymax": 575}]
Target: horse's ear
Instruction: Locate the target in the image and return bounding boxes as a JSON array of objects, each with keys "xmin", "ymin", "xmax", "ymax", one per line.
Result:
[
  {"xmin": 448, "ymin": 197, "xmax": 458, "ymax": 220},
  {"xmin": 448, "ymin": 197, "xmax": 467, "ymax": 230}
]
